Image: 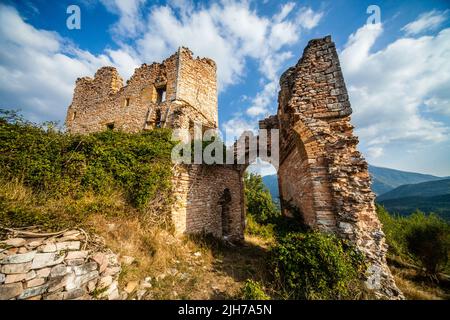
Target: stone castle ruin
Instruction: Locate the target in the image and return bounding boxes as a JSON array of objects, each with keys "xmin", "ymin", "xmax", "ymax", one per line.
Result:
[{"xmin": 66, "ymin": 36, "xmax": 402, "ymax": 298}]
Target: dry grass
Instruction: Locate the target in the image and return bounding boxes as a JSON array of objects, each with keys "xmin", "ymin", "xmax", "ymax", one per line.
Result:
[
  {"xmin": 390, "ymin": 265, "xmax": 450, "ymax": 300},
  {"xmin": 89, "ymin": 214, "xmax": 272, "ymax": 299}
]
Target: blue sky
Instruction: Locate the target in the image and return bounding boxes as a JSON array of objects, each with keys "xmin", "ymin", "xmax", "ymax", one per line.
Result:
[{"xmin": 0, "ymin": 0, "xmax": 449, "ymax": 176}]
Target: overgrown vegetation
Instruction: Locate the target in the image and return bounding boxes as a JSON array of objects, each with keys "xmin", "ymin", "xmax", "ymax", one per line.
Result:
[
  {"xmin": 377, "ymin": 205, "xmax": 450, "ymax": 299},
  {"xmin": 243, "ymin": 172, "xmax": 366, "ymax": 300},
  {"xmin": 270, "ymin": 232, "xmax": 366, "ymax": 299},
  {"xmin": 0, "ymin": 109, "xmax": 175, "ymax": 230}
]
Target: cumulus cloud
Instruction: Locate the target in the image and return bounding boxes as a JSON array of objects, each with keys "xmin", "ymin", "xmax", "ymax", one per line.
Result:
[
  {"xmin": 0, "ymin": 4, "xmax": 139, "ymax": 122},
  {"xmin": 340, "ymin": 21, "xmax": 450, "ymax": 164},
  {"xmin": 100, "ymin": 0, "xmax": 147, "ymax": 38},
  {"xmin": 402, "ymin": 9, "xmax": 448, "ymax": 35}
]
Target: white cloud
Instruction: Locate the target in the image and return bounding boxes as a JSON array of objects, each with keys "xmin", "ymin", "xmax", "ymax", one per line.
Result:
[
  {"xmin": 100, "ymin": 0, "xmax": 147, "ymax": 38},
  {"xmin": 0, "ymin": 4, "xmax": 137, "ymax": 122},
  {"xmin": 340, "ymin": 21, "xmax": 450, "ymax": 164},
  {"xmin": 402, "ymin": 10, "xmax": 448, "ymax": 35},
  {"xmin": 297, "ymin": 7, "xmax": 324, "ymax": 30}
]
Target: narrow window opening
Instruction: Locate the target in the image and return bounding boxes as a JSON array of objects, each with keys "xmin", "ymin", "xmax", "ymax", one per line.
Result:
[
  {"xmin": 219, "ymin": 188, "xmax": 232, "ymax": 238},
  {"xmin": 155, "ymin": 109, "xmax": 162, "ymax": 128},
  {"xmin": 156, "ymin": 86, "xmax": 166, "ymax": 103},
  {"xmin": 72, "ymin": 111, "xmax": 77, "ymax": 121},
  {"xmin": 125, "ymin": 98, "xmax": 130, "ymax": 107},
  {"xmin": 106, "ymin": 123, "xmax": 115, "ymax": 130}
]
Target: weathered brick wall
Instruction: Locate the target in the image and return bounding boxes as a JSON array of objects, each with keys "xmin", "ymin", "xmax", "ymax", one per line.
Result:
[
  {"xmin": 65, "ymin": 48, "xmax": 217, "ymax": 134},
  {"xmin": 176, "ymin": 48, "xmax": 218, "ymax": 128},
  {"xmin": 263, "ymin": 36, "xmax": 402, "ymax": 299},
  {"xmin": 171, "ymin": 164, "xmax": 245, "ymax": 242}
]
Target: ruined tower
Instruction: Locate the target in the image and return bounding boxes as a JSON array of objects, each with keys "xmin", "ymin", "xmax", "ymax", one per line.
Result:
[{"xmin": 66, "ymin": 47, "xmax": 218, "ymax": 134}]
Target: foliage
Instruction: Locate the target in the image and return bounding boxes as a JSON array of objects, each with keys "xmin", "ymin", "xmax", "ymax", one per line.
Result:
[
  {"xmin": 270, "ymin": 231, "xmax": 366, "ymax": 300},
  {"xmin": 240, "ymin": 279, "xmax": 270, "ymax": 300},
  {"xmin": 377, "ymin": 205, "xmax": 450, "ymax": 275},
  {"xmin": 0, "ymin": 109, "xmax": 175, "ymax": 228},
  {"xmin": 244, "ymin": 172, "xmax": 280, "ymax": 224},
  {"xmin": 245, "ymin": 214, "xmax": 275, "ymax": 239},
  {"xmin": 404, "ymin": 213, "xmax": 450, "ymax": 275}
]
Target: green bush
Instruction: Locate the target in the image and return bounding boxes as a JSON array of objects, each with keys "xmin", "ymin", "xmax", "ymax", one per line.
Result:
[
  {"xmin": 377, "ymin": 205, "xmax": 450, "ymax": 275},
  {"xmin": 270, "ymin": 231, "xmax": 366, "ymax": 299},
  {"xmin": 244, "ymin": 172, "xmax": 280, "ymax": 224},
  {"xmin": 0, "ymin": 109, "xmax": 175, "ymax": 211},
  {"xmin": 245, "ymin": 214, "xmax": 275, "ymax": 239},
  {"xmin": 240, "ymin": 279, "xmax": 270, "ymax": 300},
  {"xmin": 404, "ymin": 212, "xmax": 450, "ymax": 275}
]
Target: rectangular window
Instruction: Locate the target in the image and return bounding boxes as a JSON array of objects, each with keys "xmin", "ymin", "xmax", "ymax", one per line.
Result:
[
  {"xmin": 156, "ymin": 86, "xmax": 166, "ymax": 103},
  {"xmin": 125, "ymin": 98, "xmax": 130, "ymax": 107}
]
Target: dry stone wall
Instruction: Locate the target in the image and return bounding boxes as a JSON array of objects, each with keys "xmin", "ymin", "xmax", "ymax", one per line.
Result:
[{"xmin": 0, "ymin": 229, "xmax": 121, "ymax": 300}]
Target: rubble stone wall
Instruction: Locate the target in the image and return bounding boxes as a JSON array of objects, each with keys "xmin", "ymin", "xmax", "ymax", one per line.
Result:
[
  {"xmin": 0, "ymin": 230, "xmax": 121, "ymax": 300},
  {"xmin": 171, "ymin": 164, "xmax": 245, "ymax": 242},
  {"xmin": 261, "ymin": 35, "xmax": 402, "ymax": 299}
]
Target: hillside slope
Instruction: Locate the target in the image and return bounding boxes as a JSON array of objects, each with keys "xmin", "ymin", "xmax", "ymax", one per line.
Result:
[
  {"xmin": 378, "ymin": 179, "xmax": 450, "ymax": 201},
  {"xmin": 368, "ymin": 165, "xmax": 445, "ymax": 195}
]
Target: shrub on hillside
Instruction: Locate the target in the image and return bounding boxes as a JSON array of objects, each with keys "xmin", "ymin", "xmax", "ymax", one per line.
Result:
[
  {"xmin": 244, "ymin": 172, "xmax": 280, "ymax": 224},
  {"xmin": 270, "ymin": 231, "xmax": 366, "ymax": 299},
  {"xmin": 240, "ymin": 279, "xmax": 270, "ymax": 300},
  {"xmin": 0, "ymin": 109, "xmax": 175, "ymax": 211},
  {"xmin": 377, "ymin": 205, "xmax": 450, "ymax": 275},
  {"xmin": 404, "ymin": 212, "xmax": 450, "ymax": 276}
]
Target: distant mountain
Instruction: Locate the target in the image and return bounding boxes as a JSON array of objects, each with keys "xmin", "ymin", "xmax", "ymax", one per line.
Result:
[
  {"xmin": 262, "ymin": 174, "xmax": 279, "ymax": 203},
  {"xmin": 378, "ymin": 194, "xmax": 450, "ymax": 221},
  {"xmin": 378, "ymin": 179, "xmax": 450, "ymax": 201},
  {"xmin": 377, "ymin": 179, "xmax": 450, "ymax": 221},
  {"xmin": 368, "ymin": 165, "xmax": 446, "ymax": 195}
]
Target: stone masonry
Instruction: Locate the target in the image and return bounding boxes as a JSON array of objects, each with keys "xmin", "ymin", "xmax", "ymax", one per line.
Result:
[
  {"xmin": 260, "ymin": 36, "xmax": 402, "ymax": 298},
  {"xmin": 0, "ymin": 230, "xmax": 121, "ymax": 300},
  {"xmin": 66, "ymin": 39, "xmax": 402, "ymax": 298}
]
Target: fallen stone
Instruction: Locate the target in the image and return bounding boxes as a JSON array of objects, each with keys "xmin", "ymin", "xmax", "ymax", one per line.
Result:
[
  {"xmin": 0, "ymin": 283, "xmax": 23, "ymax": 300},
  {"xmin": 36, "ymin": 267, "xmax": 51, "ymax": 278},
  {"xmin": 1, "ymin": 262, "xmax": 32, "ymax": 274},
  {"xmin": 65, "ymin": 259, "xmax": 84, "ymax": 266},
  {"xmin": 98, "ymin": 275, "xmax": 112, "ymax": 289},
  {"xmin": 124, "ymin": 281, "xmax": 138, "ymax": 294},
  {"xmin": 56, "ymin": 241, "xmax": 80, "ymax": 251},
  {"xmin": 25, "ymin": 270, "xmax": 36, "ymax": 281},
  {"xmin": 65, "ymin": 270, "xmax": 99, "ymax": 290},
  {"xmin": 4, "ymin": 273, "xmax": 27, "ymax": 284},
  {"xmin": 65, "ymin": 250, "xmax": 88, "ymax": 260},
  {"xmin": 27, "ymin": 277, "xmax": 46, "ymax": 288},
  {"xmin": 50, "ymin": 264, "xmax": 68, "ymax": 278},
  {"xmin": 121, "ymin": 255, "xmax": 135, "ymax": 266},
  {"xmin": 26, "ymin": 239, "xmax": 43, "ymax": 249},
  {"xmin": 18, "ymin": 247, "xmax": 28, "ymax": 254},
  {"xmin": 17, "ymin": 284, "xmax": 48, "ymax": 299},
  {"xmin": 1, "ymin": 238, "xmax": 26, "ymax": 247},
  {"xmin": 63, "ymin": 288, "xmax": 85, "ymax": 300},
  {"xmin": 39, "ymin": 243, "xmax": 57, "ymax": 253},
  {"xmin": 102, "ymin": 266, "xmax": 120, "ymax": 276},
  {"xmin": 0, "ymin": 251, "xmax": 36, "ymax": 264},
  {"xmin": 92, "ymin": 252, "xmax": 108, "ymax": 273},
  {"xmin": 31, "ymin": 252, "xmax": 65, "ymax": 269},
  {"xmin": 44, "ymin": 291, "xmax": 64, "ymax": 300},
  {"xmin": 73, "ymin": 262, "xmax": 97, "ymax": 276},
  {"xmin": 87, "ymin": 279, "xmax": 97, "ymax": 292}
]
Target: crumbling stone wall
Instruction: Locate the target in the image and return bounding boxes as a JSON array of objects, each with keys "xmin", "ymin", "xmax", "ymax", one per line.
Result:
[
  {"xmin": 0, "ymin": 229, "xmax": 121, "ymax": 300},
  {"xmin": 171, "ymin": 164, "xmax": 245, "ymax": 242},
  {"xmin": 261, "ymin": 36, "xmax": 402, "ymax": 298},
  {"xmin": 66, "ymin": 47, "xmax": 217, "ymax": 134}
]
